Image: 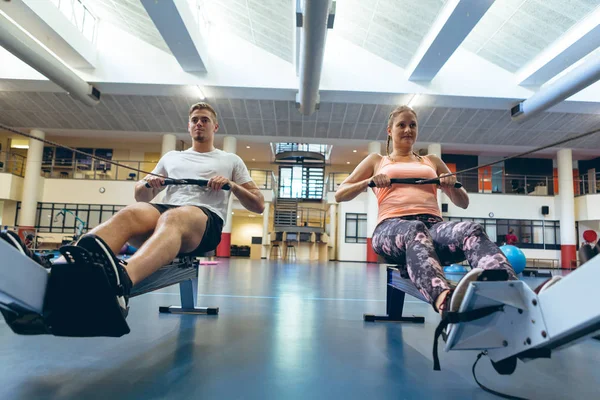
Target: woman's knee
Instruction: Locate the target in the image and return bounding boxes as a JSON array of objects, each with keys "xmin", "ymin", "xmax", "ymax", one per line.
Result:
[{"xmin": 465, "ymin": 222, "xmax": 486, "ymax": 237}]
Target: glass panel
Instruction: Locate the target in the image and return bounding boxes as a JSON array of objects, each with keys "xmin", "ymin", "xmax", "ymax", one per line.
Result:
[
  {"xmin": 74, "ymin": 1, "xmax": 85, "ymax": 29},
  {"xmin": 55, "ymin": 148, "xmax": 73, "ymax": 167},
  {"xmin": 346, "ymin": 219, "xmax": 357, "ymax": 237},
  {"xmin": 520, "ymin": 223, "xmax": 533, "ymax": 245},
  {"xmin": 94, "ymin": 149, "xmax": 113, "ymax": 171},
  {"xmin": 43, "ymin": 147, "xmax": 54, "ymax": 166},
  {"xmin": 100, "ymin": 210, "xmax": 113, "ymax": 224},
  {"xmin": 291, "ymin": 166, "xmax": 303, "ymax": 198},
  {"xmin": 357, "ymin": 219, "xmax": 367, "ymax": 239},
  {"xmin": 59, "ymin": 0, "xmax": 73, "ymax": 20},
  {"xmin": 544, "ymin": 225, "xmax": 556, "ymax": 245},
  {"xmin": 76, "ymin": 210, "xmax": 89, "ymax": 233},
  {"xmin": 532, "ymin": 224, "xmax": 544, "ymax": 245},
  {"xmin": 88, "ymin": 210, "xmax": 101, "ymax": 228},
  {"xmin": 83, "ymin": 10, "xmax": 96, "ymax": 42},
  {"xmin": 39, "ymin": 208, "xmax": 52, "ymax": 228}
]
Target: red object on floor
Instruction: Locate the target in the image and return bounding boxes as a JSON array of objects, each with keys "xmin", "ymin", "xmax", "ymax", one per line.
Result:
[{"xmin": 216, "ymin": 232, "xmax": 231, "ymax": 257}]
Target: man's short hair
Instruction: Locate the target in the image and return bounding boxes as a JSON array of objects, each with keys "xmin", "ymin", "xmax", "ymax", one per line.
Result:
[{"xmin": 189, "ymin": 102, "xmax": 218, "ymax": 122}]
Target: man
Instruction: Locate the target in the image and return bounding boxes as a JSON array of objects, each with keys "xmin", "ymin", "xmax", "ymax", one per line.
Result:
[
  {"xmin": 505, "ymin": 228, "xmax": 518, "ymax": 245},
  {"xmin": 2, "ymin": 102, "xmax": 264, "ymax": 316}
]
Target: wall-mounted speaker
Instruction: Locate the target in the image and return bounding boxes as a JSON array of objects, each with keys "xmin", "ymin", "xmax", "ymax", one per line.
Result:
[
  {"xmin": 441, "ymin": 203, "xmax": 448, "ymax": 212},
  {"xmin": 541, "ymin": 206, "xmax": 549, "ymax": 215}
]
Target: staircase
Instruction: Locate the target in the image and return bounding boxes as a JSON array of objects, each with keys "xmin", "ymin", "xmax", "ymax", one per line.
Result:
[
  {"xmin": 274, "ymin": 198, "xmax": 299, "ymax": 227},
  {"xmin": 303, "ymin": 166, "xmax": 324, "ymax": 199}
]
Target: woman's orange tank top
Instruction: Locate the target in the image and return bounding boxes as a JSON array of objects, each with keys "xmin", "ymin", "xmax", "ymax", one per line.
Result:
[{"xmin": 373, "ymin": 155, "xmax": 442, "ymax": 225}]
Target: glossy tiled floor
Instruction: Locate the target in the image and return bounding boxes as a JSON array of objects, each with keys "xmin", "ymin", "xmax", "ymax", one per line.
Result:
[{"xmin": 0, "ymin": 259, "xmax": 598, "ymax": 399}]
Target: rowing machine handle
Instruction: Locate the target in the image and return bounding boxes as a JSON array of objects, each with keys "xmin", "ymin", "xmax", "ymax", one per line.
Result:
[
  {"xmin": 145, "ymin": 179, "xmax": 231, "ymax": 190},
  {"xmin": 368, "ymin": 178, "xmax": 462, "ymax": 189}
]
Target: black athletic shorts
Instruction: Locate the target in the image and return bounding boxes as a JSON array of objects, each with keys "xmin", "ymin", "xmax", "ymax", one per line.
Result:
[{"xmin": 150, "ymin": 204, "xmax": 223, "ymax": 256}]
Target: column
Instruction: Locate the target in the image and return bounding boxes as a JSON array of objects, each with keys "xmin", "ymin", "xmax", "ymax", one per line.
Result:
[
  {"xmin": 366, "ymin": 141, "xmax": 380, "ymax": 263},
  {"xmin": 261, "ymin": 201, "xmax": 271, "ymax": 259},
  {"xmin": 216, "ymin": 136, "xmax": 237, "ymax": 257},
  {"xmin": 18, "ymin": 130, "xmax": 44, "ymax": 241},
  {"xmin": 328, "ymin": 203, "xmax": 337, "ymax": 260},
  {"xmin": 557, "ymin": 149, "xmax": 576, "ymax": 269},
  {"xmin": 427, "ymin": 143, "xmax": 443, "ymax": 210},
  {"xmin": 161, "ymin": 133, "xmax": 177, "ymax": 156}
]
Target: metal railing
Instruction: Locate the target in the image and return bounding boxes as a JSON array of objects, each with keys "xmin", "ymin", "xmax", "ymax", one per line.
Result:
[
  {"xmin": 249, "ymin": 169, "xmax": 274, "ymax": 190},
  {"xmin": 296, "ymin": 207, "xmax": 327, "ymax": 229},
  {"xmin": 272, "ymin": 142, "xmax": 330, "ymax": 157},
  {"xmin": 0, "ymin": 151, "xmax": 26, "ymax": 177},
  {"xmin": 50, "ymin": 0, "xmax": 97, "ymax": 43},
  {"xmin": 327, "ymin": 171, "xmax": 555, "ymax": 196},
  {"xmin": 40, "ymin": 158, "xmax": 158, "ymax": 181},
  {"xmin": 576, "ymin": 171, "xmax": 600, "ymax": 196}
]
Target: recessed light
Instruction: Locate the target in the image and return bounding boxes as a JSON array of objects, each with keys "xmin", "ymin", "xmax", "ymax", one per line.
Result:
[
  {"xmin": 246, "ymin": 145, "xmax": 251, "ymax": 148},
  {"xmin": 252, "ymin": 158, "xmax": 256, "ymax": 161},
  {"xmin": 353, "ymin": 149, "xmax": 357, "ymax": 153},
  {"xmin": 346, "ymin": 161, "xmax": 350, "ymax": 164}
]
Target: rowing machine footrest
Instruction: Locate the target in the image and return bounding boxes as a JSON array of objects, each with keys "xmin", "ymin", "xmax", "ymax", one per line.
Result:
[
  {"xmin": 44, "ymin": 259, "xmax": 130, "ymax": 337},
  {"xmin": 1, "ymin": 246, "xmax": 131, "ymax": 337}
]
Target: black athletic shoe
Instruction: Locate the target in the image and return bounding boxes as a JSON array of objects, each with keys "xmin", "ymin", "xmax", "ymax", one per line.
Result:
[
  {"xmin": 0, "ymin": 230, "xmax": 52, "ymax": 268},
  {"xmin": 76, "ymin": 234, "xmax": 132, "ymax": 315}
]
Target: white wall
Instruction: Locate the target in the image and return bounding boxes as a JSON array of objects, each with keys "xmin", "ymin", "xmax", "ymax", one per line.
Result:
[
  {"xmin": 337, "ymin": 192, "xmax": 369, "ymax": 262},
  {"xmin": 575, "ymin": 194, "xmax": 600, "ymax": 221},
  {"xmin": 0, "ymin": 173, "xmax": 24, "ymax": 201},
  {"xmin": 334, "ymin": 192, "xmax": 570, "ymax": 262},
  {"xmin": 41, "ymin": 179, "xmax": 137, "ymax": 205},
  {"xmin": 442, "ymin": 192, "xmax": 558, "ymax": 220}
]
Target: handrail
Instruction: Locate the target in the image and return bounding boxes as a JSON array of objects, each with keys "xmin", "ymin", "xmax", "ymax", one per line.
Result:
[{"xmin": 0, "ymin": 151, "xmax": 26, "ymax": 177}]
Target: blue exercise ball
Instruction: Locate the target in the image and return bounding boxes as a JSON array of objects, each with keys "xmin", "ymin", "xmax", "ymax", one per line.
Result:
[
  {"xmin": 500, "ymin": 245, "xmax": 526, "ymax": 274},
  {"xmin": 444, "ymin": 264, "xmax": 469, "ymax": 273}
]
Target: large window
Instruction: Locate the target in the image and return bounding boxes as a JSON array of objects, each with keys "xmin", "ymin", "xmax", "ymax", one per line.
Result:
[
  {"xmin": 278, "ymin": 165, "xmax": 324, "ymax": 200},
  {"xmin": 16, "ymin": 202, "xmax": 126, "ymax": 234},
  {"xmin": 345, "ymin": 213, "xmax": 367, "ymax": 243},
  {"xmin": 445, "ymin": 217, "xmax": 560, "ymax": 250},
  {"xmin": 43, "ymin": 146, "xmax": 113, "ymax": 171}
]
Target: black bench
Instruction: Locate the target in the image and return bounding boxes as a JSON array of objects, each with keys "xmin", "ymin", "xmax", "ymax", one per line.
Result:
[
  {"xmin": 364, "ymin": 266, "xmax": 427, "ymax": 323},
  {"xmin": 130, "ymin": 255, "xmax": 218, "ymax": 315},
  {"xmin": 364, "ymin": 266, "xmax": 458, "ymax": 324}
]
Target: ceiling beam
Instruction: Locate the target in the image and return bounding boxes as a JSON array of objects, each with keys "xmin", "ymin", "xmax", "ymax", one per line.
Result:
[
  {"xmin": 0, "ymin": 0, "xmax": 97, "ymax": 69},
  {"xmin": 140, "ymin": 0, "xmax": 208, "ymax": 73},
  {"xmin": 516, "ymin": 8, "xmax": 600, "ymax": 87},
  {"xmin": 406, "ymin": 0, "xmax": 495, "ymax": 82}
]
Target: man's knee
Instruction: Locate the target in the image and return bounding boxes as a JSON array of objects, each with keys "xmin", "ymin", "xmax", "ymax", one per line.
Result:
[
  {"xmin": 116, "ymin": 203, "xmax": 161, "ymax": 231},
  {"xmin": 158, "ymin": 206, "xmax": 208, "ymax": 231},
  {"xmin": 158, "ymin": 207, "xmax": 208, "ymax": 252}
]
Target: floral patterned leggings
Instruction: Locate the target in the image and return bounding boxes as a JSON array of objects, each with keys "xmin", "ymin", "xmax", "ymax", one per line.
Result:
[{"xmin": 372, "ymin": 214, "xmax": 517, "ymax": 306}]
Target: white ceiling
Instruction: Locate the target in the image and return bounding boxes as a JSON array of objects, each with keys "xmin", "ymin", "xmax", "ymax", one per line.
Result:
[
  {"xmin": 335, "ymin": 0, "xmax": 448, "ymax": 68},
  {"xmin": 82, "ymin": 0, "xmax": 172, "ymax": 54},
  {"xmin": 462, "ymin": 0, "xmax": 600, "ymax": 73},
  {"xmin": 197, "ymin": 0, "xmax": 294, "ymax": 63},
  {"xmin": 2, "ymin": 91, "xmax": 600, "ymax": 165}
]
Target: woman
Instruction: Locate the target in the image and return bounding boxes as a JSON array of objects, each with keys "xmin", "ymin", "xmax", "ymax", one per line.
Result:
[{"xmin": 334, "ymin": 105, "xmax": 518, "ymax": 316}]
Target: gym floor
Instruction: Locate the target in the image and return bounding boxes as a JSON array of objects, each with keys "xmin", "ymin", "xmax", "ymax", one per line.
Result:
[{"xmin": 0, "ymin": 259, "xmax": 598, "ymax": 400}]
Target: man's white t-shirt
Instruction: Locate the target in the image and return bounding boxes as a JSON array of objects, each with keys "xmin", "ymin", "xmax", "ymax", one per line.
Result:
[{"xmin": 149, "ymin": 148, "xmax": 252, "ymax": 222}]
